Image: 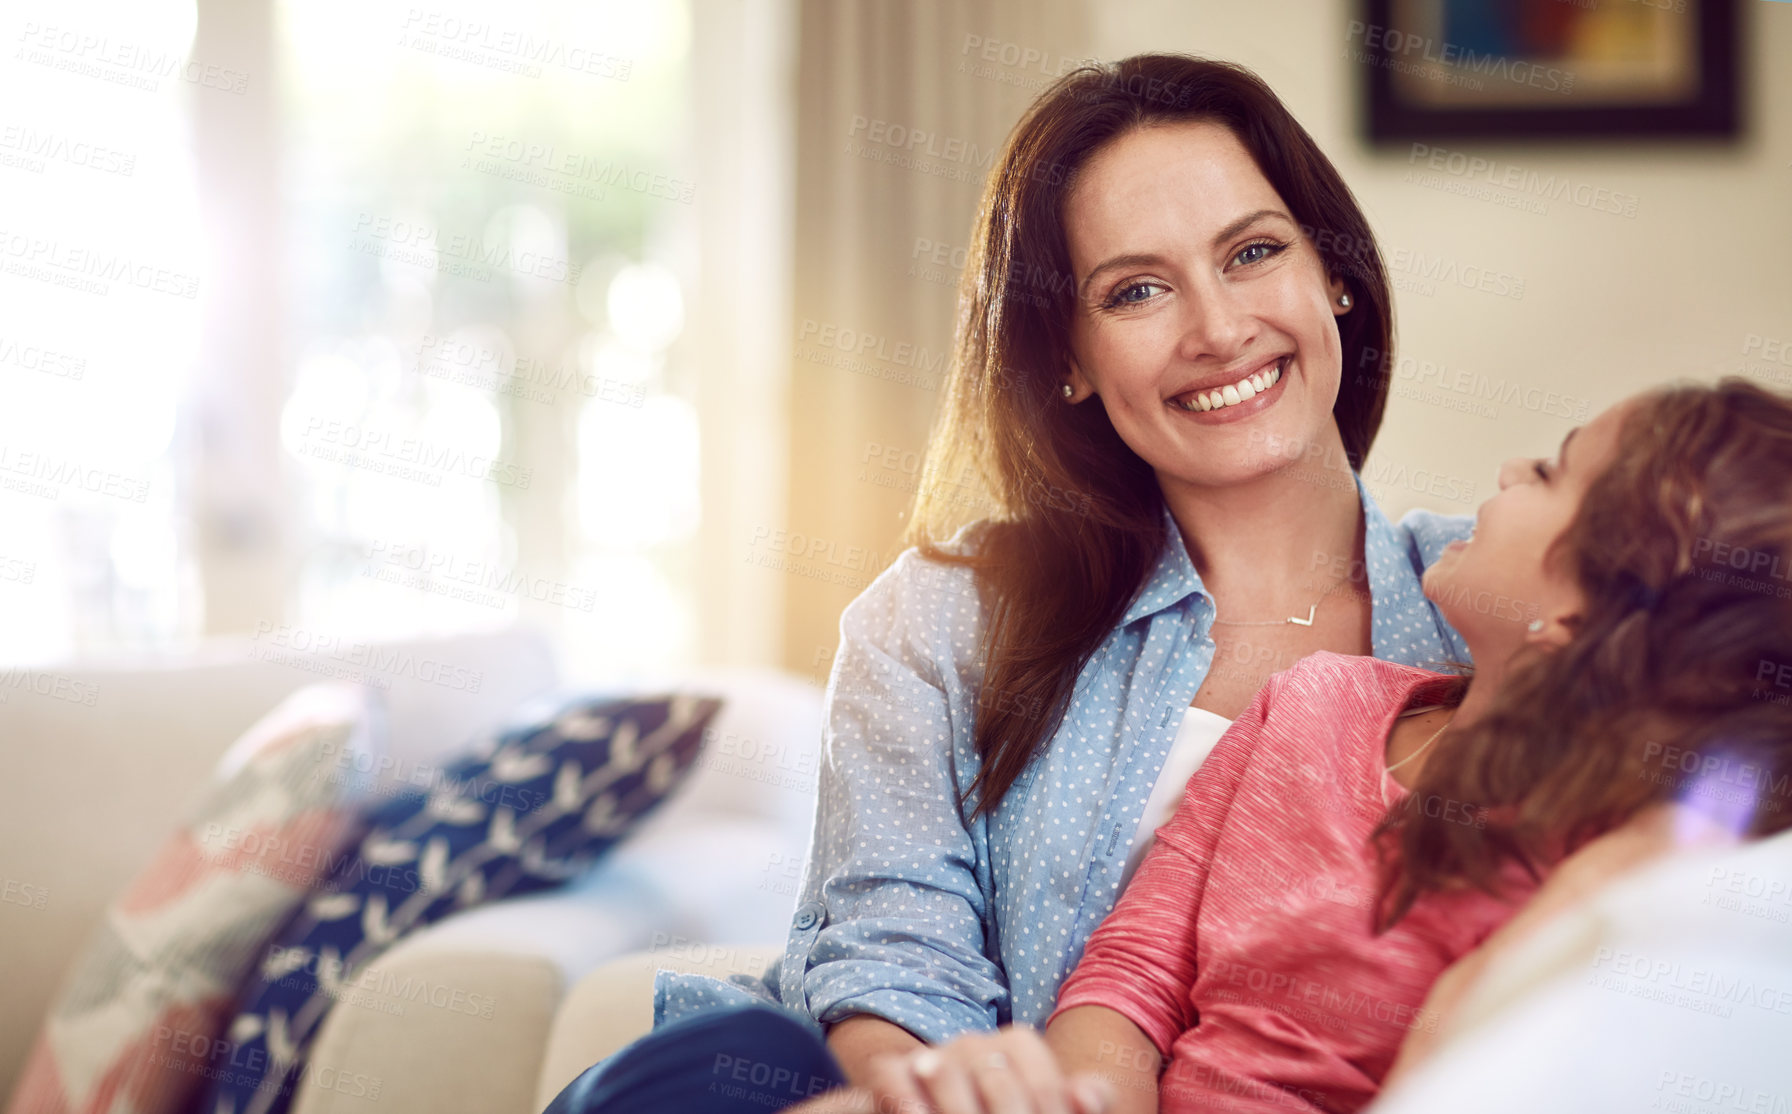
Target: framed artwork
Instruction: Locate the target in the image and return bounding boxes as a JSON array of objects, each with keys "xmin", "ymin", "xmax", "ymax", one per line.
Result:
[{"xmin": 1357, "ymin": 0, "xmax": 1740, "ymax": 141}]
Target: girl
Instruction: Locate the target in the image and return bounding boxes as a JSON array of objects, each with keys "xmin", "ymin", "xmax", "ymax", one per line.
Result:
[{"xmin": 840, "ymin": 377, "xmax": 1792, "ymax": 1114}]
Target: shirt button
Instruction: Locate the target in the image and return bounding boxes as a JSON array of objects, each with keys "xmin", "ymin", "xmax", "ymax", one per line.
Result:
[{"xmin": 793, "ymin": 901, "xmax": 826, "ymax": 931}]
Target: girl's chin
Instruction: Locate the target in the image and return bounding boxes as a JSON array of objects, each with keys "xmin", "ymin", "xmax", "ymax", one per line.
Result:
[
  {"xmin": 1425, "ymin": 540, "xmax": 1469, "ymax": 581},
  {"xmin": 1419, "ymin": 561, "xmax": 1455, "ymax": 603}
]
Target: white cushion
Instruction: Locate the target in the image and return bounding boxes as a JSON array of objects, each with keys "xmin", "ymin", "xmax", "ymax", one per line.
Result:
[{"xmin": 1373, "ymin": 831, "xmax": 1792, "ymax": 1113}]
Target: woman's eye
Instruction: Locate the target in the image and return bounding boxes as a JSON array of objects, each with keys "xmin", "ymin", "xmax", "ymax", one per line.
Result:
[
  {"xmin": 1532, "ymin": 459, "xmax": 1551, "ymax": 481},
  {"xmin": 1104, "ymin": 281, "xmax": 1164, "ymax": 308},
  {"xmin": 1234, "ymin": 240, "xmax": 1286, "ymax": 267}
]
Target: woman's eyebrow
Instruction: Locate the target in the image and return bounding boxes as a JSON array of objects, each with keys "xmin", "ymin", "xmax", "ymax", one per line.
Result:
[
  {"xmin": 1077, "ymin": 209, "xmax": 1292, "ymax": 300},
  {"xmin": 1209, "ymin": 208, "xmax": 1290, "ymax": 248}
]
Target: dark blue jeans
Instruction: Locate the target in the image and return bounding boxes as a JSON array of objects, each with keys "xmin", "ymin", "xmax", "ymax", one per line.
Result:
[{"xmin": 541, "ymin": 1003, "xmax": 849, "ymax": 1114}]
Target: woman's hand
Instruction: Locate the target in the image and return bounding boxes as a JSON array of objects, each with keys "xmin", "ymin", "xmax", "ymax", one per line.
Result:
[{"xmin": 863, "ymin": 1025, "xmax": 1115, "ymax": 1114}]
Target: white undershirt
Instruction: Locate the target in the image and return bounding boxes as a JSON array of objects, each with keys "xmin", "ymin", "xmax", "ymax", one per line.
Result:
[
  {"xmin": 1119, "ymin": 705, "xmax": 1234, "ymax": 890},
  {"xmin": 1115, "ymin": 700, "xmax": 1452, "ymax": 891}
]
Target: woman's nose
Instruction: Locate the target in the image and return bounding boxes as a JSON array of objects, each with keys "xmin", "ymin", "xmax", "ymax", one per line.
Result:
[
  {"xmin": 1496, "ymin": 457, "xmax": 1530, "ymax": 490},
  {"xmin": 1177, "ymin": 285, "xmax": 1253, "ymax": 362}
]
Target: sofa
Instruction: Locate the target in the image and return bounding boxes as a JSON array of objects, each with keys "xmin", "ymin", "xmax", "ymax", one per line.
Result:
[
  {"xmin": 0, "ymin": 625, "xmax": 821, "ymax": 1114},
  {"xmin": 10, "ymin": 625, "xmax": 1791, "ymax": 1114}
]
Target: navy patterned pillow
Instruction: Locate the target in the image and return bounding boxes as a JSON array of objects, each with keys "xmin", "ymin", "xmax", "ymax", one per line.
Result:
[{"xmin": 200, "ymin": 692, "xmax": 721, "ymax": 1114}]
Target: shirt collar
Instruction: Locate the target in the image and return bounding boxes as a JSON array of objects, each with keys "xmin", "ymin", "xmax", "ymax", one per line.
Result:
[{"xmin": 1120, "ymin": 471, "xmax": 1397, "ymax": 628}]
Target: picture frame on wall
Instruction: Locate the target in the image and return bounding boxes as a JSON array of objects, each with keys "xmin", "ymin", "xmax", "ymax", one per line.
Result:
[{"xmin": 1357, "ymin": 0, "xmax": 1741, "ymax": 142}]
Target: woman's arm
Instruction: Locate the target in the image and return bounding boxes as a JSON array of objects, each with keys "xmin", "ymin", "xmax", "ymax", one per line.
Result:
[
  {"xmin": 792, "ymin": 553, "xmax": 1008, "ymax": 1042},
  {"xmin": 825, "ymin": 1014, "xmax": 924, "ymax": 1086},
  {"xmin": 801, "ymin": 675, "xmax": 1274, "ymax": 1114}
]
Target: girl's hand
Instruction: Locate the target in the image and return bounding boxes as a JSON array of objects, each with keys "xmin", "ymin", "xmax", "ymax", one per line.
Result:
[{"xmin": 864, "ymin": 1025, "xmax": 1115, "ymax": 1114}]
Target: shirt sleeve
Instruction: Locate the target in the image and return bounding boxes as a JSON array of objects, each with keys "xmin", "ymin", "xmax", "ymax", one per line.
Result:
[
  {"xmin": 788, "ymin": 549, "xmax": 1009, "ymax": 1043},
  {"xmin": 1399, "ymin": 508, "xmax": 1474, "ymax": 571},
  {"xmin": 1397, "ymin": 507, "xmax": 1475, "ymax": 663},
  {"xmin": 1047, "ymin": 678, "xmax": 1274, "ymax": 1056}
]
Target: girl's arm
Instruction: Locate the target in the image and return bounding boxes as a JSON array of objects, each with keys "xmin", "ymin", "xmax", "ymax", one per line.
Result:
[
  {"xmin": 1047, "ymin": 1005, "xmax": 1162, "ymax": 1114},
  {"xmin": 1047, "ymin": 680, "xmax": 1272, "ymax": 1058}
]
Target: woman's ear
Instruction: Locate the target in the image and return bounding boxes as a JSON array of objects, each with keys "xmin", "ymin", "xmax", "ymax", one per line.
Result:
[
  {"xmin": 1063, "ymin": 354, "xmax": 1094, "ymax": 403},
  {"xmin": 1327, "ymin": 273, "xmax": 1352, "ymax": 318}
]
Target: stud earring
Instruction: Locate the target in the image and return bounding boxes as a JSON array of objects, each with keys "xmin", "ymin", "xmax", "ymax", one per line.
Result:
[
  {"xmin": 1337, "ymin": 293, "xmax": 1351, "ymax": 309},
  {"xmin": 1061, "ymin": 383, "xmax": 1074, "ymax": 399},
  {"xmin": 1527, "ymin": 618, "xmax": 1546, "ymax": 633}
]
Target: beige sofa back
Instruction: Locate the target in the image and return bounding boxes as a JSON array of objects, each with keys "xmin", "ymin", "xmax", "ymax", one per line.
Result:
[{"xmin": 0, "ymin": 626, "xmax": 559, "ymax": 1098}]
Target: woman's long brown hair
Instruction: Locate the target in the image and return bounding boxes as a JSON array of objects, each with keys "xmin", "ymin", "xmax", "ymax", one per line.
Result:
[
  {"xmin": 905, "ymin": 54, "xmax": 1397, "ymax": 819},
  {"xmin": 1375, "ymin": 377, "xmax": 1792, "ymax": 928}
]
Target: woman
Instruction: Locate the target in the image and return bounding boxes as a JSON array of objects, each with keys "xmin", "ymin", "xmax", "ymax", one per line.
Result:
[{"xmin": 544, "ymin": 53, "xmax": 1472, "ymax": 1114}]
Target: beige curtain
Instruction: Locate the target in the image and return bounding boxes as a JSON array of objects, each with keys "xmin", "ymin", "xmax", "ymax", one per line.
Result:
[{"xmin": 780, "ymin": 0, "xmax": 1091, "ymax": 675}]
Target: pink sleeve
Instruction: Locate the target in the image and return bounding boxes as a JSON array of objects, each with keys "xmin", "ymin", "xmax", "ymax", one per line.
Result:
[{"xmin": 1046, "ymin": 679, "xmax": 1274, "ymax": 1056}]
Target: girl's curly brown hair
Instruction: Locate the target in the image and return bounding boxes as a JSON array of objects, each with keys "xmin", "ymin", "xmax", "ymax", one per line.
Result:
[{"xmin": 1377, "ymin": 376, "xmax": 1792, "ymax": 929}]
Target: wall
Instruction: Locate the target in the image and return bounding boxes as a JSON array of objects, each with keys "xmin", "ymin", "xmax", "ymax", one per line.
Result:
[{"xmin": 1092, "ymin": 0, "xmax": 1792, "ymax": 521}]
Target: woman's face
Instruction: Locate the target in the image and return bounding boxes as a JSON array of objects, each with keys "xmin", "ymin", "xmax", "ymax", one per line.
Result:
[
  {"xmin": 1423, "ymin": 400, "xmax": 1630, "ymax": 655},
  {"xmin": 1061, "ymin": 119, "xmax": 1352, "ymax": 491}
]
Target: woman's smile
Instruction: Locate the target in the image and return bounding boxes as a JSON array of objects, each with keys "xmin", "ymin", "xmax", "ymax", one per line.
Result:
[{"xmin": 1165, "ymin": 354, "xmax": 1292, "ymax": 425}]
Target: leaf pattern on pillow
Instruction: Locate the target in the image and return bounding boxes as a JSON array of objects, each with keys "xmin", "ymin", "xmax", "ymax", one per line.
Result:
[{"xmin": 200, "ymin": 693, "xmax": 721, "ymax": 1114}]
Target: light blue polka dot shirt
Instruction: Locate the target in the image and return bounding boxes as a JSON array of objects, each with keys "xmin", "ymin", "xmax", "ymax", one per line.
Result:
[{"xmin": 655, "ymin": 472, "xmax": 1473, "ymax": 1044}]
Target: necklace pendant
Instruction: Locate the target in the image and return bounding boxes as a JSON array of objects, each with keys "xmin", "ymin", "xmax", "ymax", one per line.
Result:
[{"xmin": 1288, "ymin": 605, "xmax": 1317, "ymax": 627}]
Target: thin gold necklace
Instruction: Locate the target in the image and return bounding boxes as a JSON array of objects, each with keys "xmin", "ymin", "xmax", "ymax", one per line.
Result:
[
  {"xmin": 1381, "ymin": 715, "xmax": 1454, "ymax": 807},
  {"xmin": 1210, "ymin": 570, "xmax": 1353, "ymax": 628}
]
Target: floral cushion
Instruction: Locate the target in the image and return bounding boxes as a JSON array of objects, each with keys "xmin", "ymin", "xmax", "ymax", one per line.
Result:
[{"xmin": 4, "ymin": 684, "xmax": 383, "ymax": 1114}]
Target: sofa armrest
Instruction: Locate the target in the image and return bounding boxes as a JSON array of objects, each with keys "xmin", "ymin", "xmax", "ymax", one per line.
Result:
[
  {"xmin": 289, "ymin": 864, "xmax": 663, "ymax": 1114},
  {"xmin": 532, "ymin": 943, "xmax": 784, "ymax": 1111}
]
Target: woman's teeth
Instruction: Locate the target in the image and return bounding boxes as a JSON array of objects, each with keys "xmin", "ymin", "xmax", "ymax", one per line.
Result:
[{"xmin": 1174, "ymin": 360, "xmax": 1285, "ymax": 412}]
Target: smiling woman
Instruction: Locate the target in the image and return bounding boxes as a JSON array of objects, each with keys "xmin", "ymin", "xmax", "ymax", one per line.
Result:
[
  {"xmin": 536, "ymin": 52, "xmax": 1477, "ymax": 1114},
  {"xmin": 912, "ymin": 55, "xmax": 1410, "ymax": 809}
]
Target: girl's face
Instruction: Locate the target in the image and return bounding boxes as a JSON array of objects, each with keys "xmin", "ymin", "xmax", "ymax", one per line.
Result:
[
  {"xmin": 1060, "ymin": 119, "xmax": 1353, "ymax": 491},
  {"xmin": 1423, "ymin": 401, "xmax": 1631, "ymax": 655}
]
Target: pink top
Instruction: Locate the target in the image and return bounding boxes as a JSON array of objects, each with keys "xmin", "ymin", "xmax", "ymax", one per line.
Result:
[{"xmin": 1049, "ymin": 651, "xmax": 1533, "ymax": 1114}]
